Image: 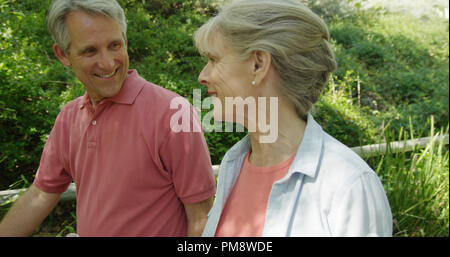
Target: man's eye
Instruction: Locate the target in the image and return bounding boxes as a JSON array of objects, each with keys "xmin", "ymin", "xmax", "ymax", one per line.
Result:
[{"xmin": 84, "ymin": 48, "xmax": 96, "ymax": 55}]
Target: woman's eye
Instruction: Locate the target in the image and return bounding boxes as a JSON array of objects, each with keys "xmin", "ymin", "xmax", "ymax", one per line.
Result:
[{"xmin": 208, "ymin": 56, "xmax": 217, "ymax": 63}]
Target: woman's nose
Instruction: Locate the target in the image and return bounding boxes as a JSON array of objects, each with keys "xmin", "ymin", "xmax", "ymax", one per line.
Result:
[{"xmin": 198, "ymin": 65, "xmax": 209, "ymax": 86}]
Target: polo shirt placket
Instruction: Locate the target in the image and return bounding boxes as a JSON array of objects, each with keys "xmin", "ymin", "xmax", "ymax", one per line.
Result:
[{"xmin": 81, "ymin": 100, "xmax": 109, "ymax": 151}]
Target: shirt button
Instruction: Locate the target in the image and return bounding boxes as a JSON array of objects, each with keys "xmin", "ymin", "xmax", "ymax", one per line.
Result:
[{"xmin": 92, "ymin": 120, "xmax": 97, "ymax": 126}]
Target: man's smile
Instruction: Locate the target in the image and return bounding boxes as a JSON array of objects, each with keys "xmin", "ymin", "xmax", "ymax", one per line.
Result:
[{"xmin": 95, "ymin": 68, "xmax": 118, "ymax": 79}]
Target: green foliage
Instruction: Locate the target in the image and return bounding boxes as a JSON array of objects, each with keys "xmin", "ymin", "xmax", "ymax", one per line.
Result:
[
  {"xmin": 350, "ymin": 42, "xmax": 385, "ymax": 67},
  {"xmin": 328, "ymin": 11, "xmax": 448, "ymax": 138},
  {"xmin": 314, "ymin": 82, "xmax": 379, "ymax": 147},
  {"xmin": 0, "ymin": 0, "xmax": 74, "ymax": 188}
]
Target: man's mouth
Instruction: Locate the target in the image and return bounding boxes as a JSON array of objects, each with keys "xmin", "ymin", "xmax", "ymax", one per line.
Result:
[{"xmin": 95, "ymin": 68, "xmax": 118, "ymax": 79}]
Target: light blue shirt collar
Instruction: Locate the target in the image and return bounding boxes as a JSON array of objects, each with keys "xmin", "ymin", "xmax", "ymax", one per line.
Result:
[{"xmin": 223, "ymin": 113, "xmax": 323, "ymax": 178}]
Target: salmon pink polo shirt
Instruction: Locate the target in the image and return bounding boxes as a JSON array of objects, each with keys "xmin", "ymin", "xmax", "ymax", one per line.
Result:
[{"xmin": 33, "ymin": 70, "xmax": 216, "ymax": 237}]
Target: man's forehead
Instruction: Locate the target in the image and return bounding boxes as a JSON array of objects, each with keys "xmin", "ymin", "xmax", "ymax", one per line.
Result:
[
  {"xmin": 65, "ymin": 11, "xmax": 124, "ymax": 48},
  {"xmin": 65, "ymin": 10, "xmax": 121, "ymax": 34}
]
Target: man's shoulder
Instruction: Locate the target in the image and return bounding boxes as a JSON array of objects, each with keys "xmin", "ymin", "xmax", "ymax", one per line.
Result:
[
  {"xmin": 134, "ymin": 77, "xmax": 192, "ymax": 114},
  {"xmin": 123, "ymin": 69, "xmax": 182, "ymax": 102},
  {"xmin": 48, "ymin": 96, "xmax": 84, "ymax": 133},
  {"xmin": 139, "ymin": 79, "xmax": 185, "ymax": 102},
  {"xmin": 130, "ymin": 74, "xmax": 194, "ymax": 127},
  {"xmin": 58, "ymin": 96, "xmax": 84, "ymax": 116}
]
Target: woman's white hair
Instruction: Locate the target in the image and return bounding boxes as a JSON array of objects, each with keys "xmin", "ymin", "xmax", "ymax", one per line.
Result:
[
  {"xmin": 47, "ymin": 0, "xmax": 127, "ymax": 53},
  {"xmin": 194, "ymin": 0, "xmax": 337, "ymax": 118}
]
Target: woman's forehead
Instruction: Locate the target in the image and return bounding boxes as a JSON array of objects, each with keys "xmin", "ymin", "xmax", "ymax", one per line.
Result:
[{"xmin": 203, "ymin": 34, "xmax": 232, "ymax": 57}]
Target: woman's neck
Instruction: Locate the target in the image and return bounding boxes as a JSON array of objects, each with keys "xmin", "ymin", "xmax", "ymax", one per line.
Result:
[{"xmin": 248, "ymin": 99, "xmax": 306, "ymax": 167}]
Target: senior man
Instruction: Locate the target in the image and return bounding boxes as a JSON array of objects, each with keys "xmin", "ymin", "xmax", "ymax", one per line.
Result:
[{"xmin": 0, "ymin": 0, "xmax": 215, "ymax": 237}]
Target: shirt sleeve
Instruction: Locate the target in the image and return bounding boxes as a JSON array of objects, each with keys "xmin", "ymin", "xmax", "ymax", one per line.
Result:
[
  {"xmin": 159, "ymin": 103, "xmax": 216, "ymax": 205},
  {"xmin": 330, "ymin": 171, "xmax": 393, "ymax": 236},
  {"xmin": 33, "ymin": 112, "xmax": 73, "ymax": 194}
]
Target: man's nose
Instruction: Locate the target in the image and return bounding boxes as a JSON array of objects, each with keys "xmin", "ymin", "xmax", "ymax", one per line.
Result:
[{"xmin": 97, "ymin": 50, "xmax": 115, "ymax": 71}]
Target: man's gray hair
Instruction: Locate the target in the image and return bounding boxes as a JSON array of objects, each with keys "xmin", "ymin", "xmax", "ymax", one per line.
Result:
[{"xmin": 47, "ymin": 0, "xmax": 127, "ymax": 53}]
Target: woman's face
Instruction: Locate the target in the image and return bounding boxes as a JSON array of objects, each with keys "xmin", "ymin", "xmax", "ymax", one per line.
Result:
[{"xmin": 197, "ymin": 36, "xmax": 256, "ymax": 123}]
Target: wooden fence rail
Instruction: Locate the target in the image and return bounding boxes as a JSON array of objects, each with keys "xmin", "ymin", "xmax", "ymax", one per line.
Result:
[{"xmin": 1, "ymin": 134, "xmax": 448, "ymax": 204}]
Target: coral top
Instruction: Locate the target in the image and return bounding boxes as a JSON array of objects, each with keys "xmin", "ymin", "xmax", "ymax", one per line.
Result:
[{"xmin": 215, "ymin": 150, "xmax": 295, "ymax": 237}]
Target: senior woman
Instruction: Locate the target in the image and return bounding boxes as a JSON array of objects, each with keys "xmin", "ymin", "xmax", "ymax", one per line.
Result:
[{"xmin": 194, "ymin": 0, "xmax": 392, "ymax": 237}]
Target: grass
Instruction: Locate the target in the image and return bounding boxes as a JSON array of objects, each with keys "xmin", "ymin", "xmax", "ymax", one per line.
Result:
[{"xmin": 366, "ymin": 119, "xmax": 449, "ymax": 236}]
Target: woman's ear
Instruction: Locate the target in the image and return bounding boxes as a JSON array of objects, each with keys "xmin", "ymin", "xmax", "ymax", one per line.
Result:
[
  {"xmin": 53, "ymin": 44, "xmax": 72, "ymax": 68},
  {"xmin": 252, "ymin": 50, "xmax": 271, "ymax": 82}
]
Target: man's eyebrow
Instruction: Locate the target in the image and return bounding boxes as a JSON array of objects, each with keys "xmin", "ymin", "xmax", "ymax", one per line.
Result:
[
  {"xmin": 76, "ymin": 38, "xmax": 125, "ymax": 54},
  {"xmin": 110, "ymin": 38, "xmax": 124, "ymax": 44}
]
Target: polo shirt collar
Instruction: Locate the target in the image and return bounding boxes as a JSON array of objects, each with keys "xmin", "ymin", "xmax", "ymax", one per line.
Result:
[
  {"xmin": 106, "ymin": 69, "xmax": 144, "ymax": 105},
  {"xmin": 79, "ymin": 69, "xmax": 144, "ymax": 109},
  {"xmin": 225, "ymin": 113, "xmax": 323, "ymax": 178}
]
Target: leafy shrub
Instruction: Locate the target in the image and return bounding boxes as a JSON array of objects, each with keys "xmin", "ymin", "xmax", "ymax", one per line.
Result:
[
  {"xmin": 328, "ymin": 10, "xmax": 448, "ymax": 136},
  {"xmin": 350, "ymin": 42, "xmax": 385, "ymax": 67},
  {"xmin": 0, "ymin": 0, "xmax": 71, "ymax": 188},
  {"xmin": 330, "ymin": 25, "xmax": 365, "ymax": 49},
  {"xmin": 314, "ymin": 74, "xmax": 379, "ymax": 147}
]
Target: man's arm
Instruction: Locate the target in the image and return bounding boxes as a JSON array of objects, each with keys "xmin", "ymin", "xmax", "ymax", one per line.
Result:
[
  {"xmin": 184, "ymin": 196, "xmax": 214, "ymax": 237},
  {"xmin": 0, "ymin": 185, "xmax": 61, "ymax": 237}
]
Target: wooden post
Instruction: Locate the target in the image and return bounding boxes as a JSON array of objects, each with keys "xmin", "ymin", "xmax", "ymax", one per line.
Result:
[{"xmin": 357, "ymin": 76, "xmax": 361, "ymax": 106}]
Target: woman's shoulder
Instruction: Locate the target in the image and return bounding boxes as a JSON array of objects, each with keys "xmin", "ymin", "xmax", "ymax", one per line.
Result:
[
  {"xmin": 300, "ymin": 131, "xmax": 388, "ymax": 216},
  {"xmin": 316, "ymin": 131, "xmax": 378, "ymax": 187}
]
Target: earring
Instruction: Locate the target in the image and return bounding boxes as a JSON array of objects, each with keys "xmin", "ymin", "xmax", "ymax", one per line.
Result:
[{"xmin": 252, "ymin": 80, "xmax": 256, "ymax": 86}]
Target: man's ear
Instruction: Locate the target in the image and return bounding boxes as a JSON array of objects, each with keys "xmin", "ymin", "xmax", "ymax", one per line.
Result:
[{"xmin": 53, "ymin": 44, "xmax": 72, "ymax": 68}]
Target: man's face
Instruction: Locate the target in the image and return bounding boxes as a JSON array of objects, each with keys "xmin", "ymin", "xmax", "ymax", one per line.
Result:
[{"xmin": 55, "ymin": 11, "xmax": 129, "ymax": 107}]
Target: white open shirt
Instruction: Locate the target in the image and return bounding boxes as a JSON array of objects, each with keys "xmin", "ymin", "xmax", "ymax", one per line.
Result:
[{"xmin": 203, "ymin": 114, "xmax": 393, "ymax": 237}]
